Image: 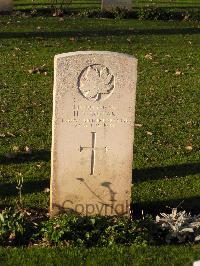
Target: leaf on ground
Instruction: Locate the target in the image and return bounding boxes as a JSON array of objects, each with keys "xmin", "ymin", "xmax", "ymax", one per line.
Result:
[
  {"xmin": 24, "ymin": 146, "xmax": 32, "ymax": 154},
  {"xmin": 12, "ymin": 146, "xmax": 20, "ymax": 152},
  {"xmin": 44, "ymin": 188, "xmax": 50, "ymax": 193},
  {"xmin": 186, "ymin": 121, "xmax": 193, "ymax": 127},
  {"xmin": 0, "ymin": 132, "xmax": 16, "ymax": 137},
  {"xmin": 69, "ymin": 37, "xmax": 76, "ymax": 42},
  {"xmin": 6, "ymin": 132, "xmax": 15, "ymax": 137},
  {"xmin": 28, "ymin": 64, "xmax": 46, "ymax": 74},
  {"xmin": 135, "ymin": 123, "xmax": 143, "ymax": 128},
  {"xmin": 145, "ymin": 53, "xmax": 153, "ymax": 60},
  {"xmin": 146, "ymin": 131, "xmax": 153, "ymax": 136},
  {"xmin": 175, "ymin": 69, "xmax": 183, "ymax": 76},
  {"xmin": 185, "ymin": 145, "xmax": 193, "ymax": 151}
]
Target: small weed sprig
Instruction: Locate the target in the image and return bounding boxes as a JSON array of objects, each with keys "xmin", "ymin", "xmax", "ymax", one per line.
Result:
[{"xmin": 16, "ymin": 175, "xmax": 24, "ymax": 207}]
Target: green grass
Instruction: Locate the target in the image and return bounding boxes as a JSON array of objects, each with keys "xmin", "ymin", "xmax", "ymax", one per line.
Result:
[
  {"xmin": 1, "ymin": 245, "xmax": 200, "ymax": 265},
  {"xmin": 13, "ymin": 0, "xmax": 200, "ymax": 11},
  {"xmin": 0, "ymin": 16, "xmax": 199, "ymax": 212},
  {"xmin": 0, "ymin": 14, "xmax": 200, "ymax": 264}
]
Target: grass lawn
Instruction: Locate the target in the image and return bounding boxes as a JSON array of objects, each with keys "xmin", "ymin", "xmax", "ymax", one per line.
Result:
[
  {"xmin": 0, "ymin": 13, "xmax": 200, "ymax": 264},
  {"xmin": 1, "ymin": 245, "xmax": 200, "ymax": 265},
  {"xmin": 13, "ymin": 0, "xmax": 200, "ymax": 11}
]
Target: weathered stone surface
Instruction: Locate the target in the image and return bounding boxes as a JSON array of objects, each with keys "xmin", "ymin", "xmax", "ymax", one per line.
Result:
[
  {"xmin": 0, "ymin": 0, "xmax": 12, "ymax": 12},
  {"xmin": 194, "ymin": 261, "xmax": 200, "ymax": 266},
  {"xmin": 101, "ymin": 0, "xmax": 132, "ymax": 11},
  {"xmin": 50, "ymin": 51, "xmax": 137, "ymax": 216}
]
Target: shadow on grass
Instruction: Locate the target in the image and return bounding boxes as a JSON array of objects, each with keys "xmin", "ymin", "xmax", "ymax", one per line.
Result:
[
  {"xmin": 133, "ymin": 196, "xmax": 200, "ymax": 217},
  {"xmin": 0, "ymin": 27, "xmax": 199, "ymax": 39},
  {"xmin": 0, "ymin": 179, "xmax": 49, "ymax": 197},
  {"xmin": 1, "ymin": 178, "xmax": 200, "ymax": 217},
  {"xmin": 1, "ymin": 150, "xmax": 199, "ymax": 180},
  {"xmin": 0, "ymin": 149, "xmax": 50, "ymax": 164},
  {"xmin": 133, "ymin": 162, "xmax": 200, "ymax": 183},
  {"xmin": 1, "ymin": 149, "xmax": 200, "ymax": 215}
]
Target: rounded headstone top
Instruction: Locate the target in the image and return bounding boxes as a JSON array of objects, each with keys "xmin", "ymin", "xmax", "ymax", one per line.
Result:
[{"xmin": 54, "ymin": 51, "xmax": 137, "ymax": 61}]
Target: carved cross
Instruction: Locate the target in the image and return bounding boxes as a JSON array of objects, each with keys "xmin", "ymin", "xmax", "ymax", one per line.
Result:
[{"xmin": 80, "ymin": 132, "xmax": 107, "ymax": 175}]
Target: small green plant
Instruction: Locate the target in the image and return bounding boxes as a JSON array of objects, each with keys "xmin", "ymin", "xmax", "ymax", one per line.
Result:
[
  {"xmin": 35, "ymin": 214, "xmax": 153, "ymax": 247},
  {"xmin": 0, "ymin": 207, "xmax": 25, "ymax": 246},
  {"xmin": 1, "ymin": 207, "xmax": 200, "ymax": 247},
  {"xmin": 0, "ymin": 207, "xmax": 40, "ymax": 246},
  {"xmin": 78, "ymin": 7, "xmax": 200, "ymax": 21},
  {"xmin": 137, "ymin": 7, "xmax": 167, "ymax": 20}
]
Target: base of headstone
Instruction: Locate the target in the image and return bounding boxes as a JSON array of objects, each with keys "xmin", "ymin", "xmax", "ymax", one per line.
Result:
[
  {"xmin": 0, "ymin": 0, "xmax": 13, "ymax": 13},
  {"xmin": 194, "ymin": 261, "xmax": 200, "ymax": 266},
  {"xmin": 101, "ymin": 0, "xmax": 132, "ymax": 11}
]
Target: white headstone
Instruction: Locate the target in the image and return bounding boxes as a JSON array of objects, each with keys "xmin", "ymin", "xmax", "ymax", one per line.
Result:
[
  {"xmin": 101, "ymin": 0, "xmax": 132, "ymax": 11},
  {"xmin": 194, "ymin": 261, "xmax": 200, "ymax": 266},
  {"xmin": 50, "ymin": 51, "xmax": 137, "ymax": 216}
]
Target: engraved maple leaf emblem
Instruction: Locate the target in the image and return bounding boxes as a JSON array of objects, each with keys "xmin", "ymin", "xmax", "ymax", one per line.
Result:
[{"xmin": 78, "ymin": 64, "xmax": 114, "ymax": 101}]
